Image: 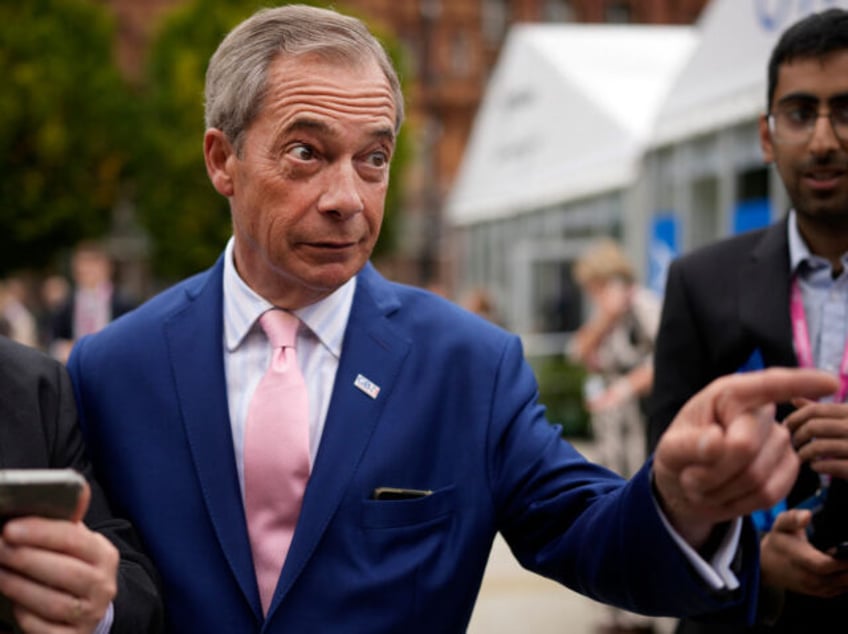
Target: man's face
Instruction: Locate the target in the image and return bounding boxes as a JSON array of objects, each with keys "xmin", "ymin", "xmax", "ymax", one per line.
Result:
[
  {"xmin": 760, "ymin": 50, "xmax": 848, "ymax": 225},
  {"xmin": 73, "ymin": 251, "xmax": 111, "ymax": 289},
  {"xmin": 205, "ymin": 54, "xmax": 397, "ymax": 308}
]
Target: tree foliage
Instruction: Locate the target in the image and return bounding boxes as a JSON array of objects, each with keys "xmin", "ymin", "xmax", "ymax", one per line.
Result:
[
  {"xmin": 134, "ymin": 0, "xmax": 411, "ymax": 282},
  {"xmin": 0, "ymin": 0, "xmax": 135, "ymax": 275}
]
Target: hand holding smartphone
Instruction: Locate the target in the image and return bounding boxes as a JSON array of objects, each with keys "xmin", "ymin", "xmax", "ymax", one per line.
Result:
[{"xmin": 0, "ymin": 469, "xmax": 86, "ymax": 630}]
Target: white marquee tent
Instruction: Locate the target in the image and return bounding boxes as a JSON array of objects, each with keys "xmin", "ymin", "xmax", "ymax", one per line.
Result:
[
  {"xmin": 653, "ymin": 0, "xmax": 848, "ymax": 148},
  {"xmin": 445, "ymin": 23, "xmax": 697, "ymax": 226}
]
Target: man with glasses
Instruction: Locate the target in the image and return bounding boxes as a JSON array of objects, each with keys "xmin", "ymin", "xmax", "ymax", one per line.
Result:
[{"xmin": 648, "ymin": 8, "xmax": 848, "ymax": 633}]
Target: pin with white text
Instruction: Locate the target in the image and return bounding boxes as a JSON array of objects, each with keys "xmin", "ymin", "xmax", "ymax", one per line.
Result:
[{"xmin": 354, "ymin": 374, "xmax": 381, "ymax": 399}]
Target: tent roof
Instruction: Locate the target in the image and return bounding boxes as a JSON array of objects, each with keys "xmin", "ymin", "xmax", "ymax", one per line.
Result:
[
  {"xmin": 446, "ymin": 23, "xmax": 696, "ymax": 226},
  {"xmin": 652, "ymin": 0, "xmax": 848, "ymax": 146}
]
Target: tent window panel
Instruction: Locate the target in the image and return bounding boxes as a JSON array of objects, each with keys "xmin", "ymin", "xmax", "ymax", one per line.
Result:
[
  {"xmin": 691, "ymin": 177, "xmax": 719, "ymax": 249},
  {"xmin": 532, "ymin": 260, "xmax": 581, "ymax": 333},
  {"xmin": 737, "ymin": 167, "xmax": 768, "ymax": 202}
]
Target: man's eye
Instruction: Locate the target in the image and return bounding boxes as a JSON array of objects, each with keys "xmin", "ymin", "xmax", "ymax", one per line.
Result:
[
  {"xmin": 288, "ymin": 144, "xmax": 315, "ymax": 161},
  {"xmin": 367, "ymin": 151, "xmax": 388, "ymax": 168},
  {"xmin": 832, "ymin": 102, "xmax": 848, "ymax": 125},
  {"xmin": 783, "ymin": 105, "xmax": 817, "ymax": 125}
]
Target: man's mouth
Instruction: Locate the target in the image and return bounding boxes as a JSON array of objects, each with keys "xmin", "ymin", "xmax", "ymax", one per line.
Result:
[
  {"xmin": 310, "ymin": 241, "xmax": 356, "ymax": 249},
  {"xmin": 804, "ymin": 167, "xmax": 847, "ymax": 191}
]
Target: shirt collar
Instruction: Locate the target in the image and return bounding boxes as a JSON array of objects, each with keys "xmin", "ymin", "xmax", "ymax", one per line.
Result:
[
  {"xmin": 222, "ymin": 237, "xmax": 356, "ymax": 358},
  {"xmin": 788, "ymin": 209, "xmax": 828, "ymax": 277},
  {"xmin": 787, "ymin": 209, "xmax": 848, "ymax": 278}
]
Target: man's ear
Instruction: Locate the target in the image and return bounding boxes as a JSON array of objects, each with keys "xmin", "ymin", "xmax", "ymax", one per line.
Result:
[
  {"xmin": 759, "ymin": 114, "xmax": 775, "ymax": 164},
  {"xmin": 204, "ymin": 129, "xmax": 236, "ymax": 196}
]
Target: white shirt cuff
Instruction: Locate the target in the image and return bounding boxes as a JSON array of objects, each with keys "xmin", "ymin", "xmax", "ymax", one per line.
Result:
[
  {"xmin": 92, "ymin": 601, "xmax": 114, "ymax": 634},
  {"xmin": 655, "ymin": 498, "xmax": 742, "ymax": 591}
]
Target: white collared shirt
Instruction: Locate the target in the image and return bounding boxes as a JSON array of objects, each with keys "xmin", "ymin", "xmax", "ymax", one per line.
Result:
[
  {"xmin": 222, "ymin": 238, "xmax": 355, "ymax": 493},
  {"xmin": 788, "ymin": 210, "xmax": 848, "ymax": 387}
]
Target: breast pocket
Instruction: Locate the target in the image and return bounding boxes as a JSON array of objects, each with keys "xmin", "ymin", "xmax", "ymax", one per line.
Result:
[{"xmin": 360, "ymin": 485, "xmax": 456, "ymax": 529}]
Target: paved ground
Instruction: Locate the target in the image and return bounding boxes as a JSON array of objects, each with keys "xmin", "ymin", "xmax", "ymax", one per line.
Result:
[{"xmin": 467, "ymin": 440, "xmax": 677, "ymax": 634}]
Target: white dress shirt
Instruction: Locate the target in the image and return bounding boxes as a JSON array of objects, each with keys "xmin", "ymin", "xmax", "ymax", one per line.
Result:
[{"xmin": 222, "ymin": 238, "xmax": 355, "ymax": 494}]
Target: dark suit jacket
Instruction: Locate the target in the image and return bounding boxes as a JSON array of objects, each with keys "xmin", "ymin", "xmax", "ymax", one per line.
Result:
[
  {"xmin": 648, "ymin": 217, "xmax": 847, "ymax": 632},
  {"xmin": 69, "ymin": 256, "xmax": 762, "ymax": 633},
  {"xmin": 0, "ymin": 336, "xmax": 162, "ymax": 632}
]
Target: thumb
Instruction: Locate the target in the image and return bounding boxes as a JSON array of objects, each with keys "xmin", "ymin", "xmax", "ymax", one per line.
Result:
[
  {"xmin": 71, "ymin": 480, "xmax": 91, "ymax": 524},
  {"xmin": 790, "ymin": 397, "xmax": 813, "ymax": 409},
  {"xmin": 771, "ymin": 508, "xmax": 811, "ymax": 533}
]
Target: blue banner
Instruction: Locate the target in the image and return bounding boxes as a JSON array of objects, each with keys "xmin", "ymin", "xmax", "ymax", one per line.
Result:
[{"xmin": 648, "ymin": 212, "xmax": 678, "ymax": 297}]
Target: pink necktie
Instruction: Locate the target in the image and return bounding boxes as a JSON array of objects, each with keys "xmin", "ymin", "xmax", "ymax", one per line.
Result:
[{"xmin": 244, "ymin": 309, "xmax": 311, "ymax": 615}]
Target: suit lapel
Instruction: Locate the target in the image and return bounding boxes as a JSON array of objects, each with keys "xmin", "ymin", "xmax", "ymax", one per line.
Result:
[
  {"xmin": 163, "ymin": 259, "xmax": 262, "ymax": 619},
  {"xmin": 268, "ymin": 264, "xmax": 411, "ymax": 614},
  {"xmin": 740, "ymin": 219, "xmax": 798, "ymax": 367}
]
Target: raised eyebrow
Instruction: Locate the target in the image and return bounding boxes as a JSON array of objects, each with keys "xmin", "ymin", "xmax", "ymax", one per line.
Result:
[
  {"xmin": 280, "ymin": 117, "xmax": 331, "ymax": 137},
  {"xmin": 278, "ymin": 118, "xmax": 395, "ymax": 143},
  {"xmin": 371, "ymin": 126, "xmax": 395, "ymax": 145}
]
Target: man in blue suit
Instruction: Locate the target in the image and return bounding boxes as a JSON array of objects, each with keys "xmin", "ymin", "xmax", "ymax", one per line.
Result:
[{"xmin": 67, "ymin": 5, "xmax": 839, "ymax": 632}]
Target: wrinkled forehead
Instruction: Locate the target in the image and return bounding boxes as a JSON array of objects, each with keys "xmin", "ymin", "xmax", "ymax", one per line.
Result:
[{"xmin": 262, "ymin": 53, "xmax": 397, "ymax": 129}]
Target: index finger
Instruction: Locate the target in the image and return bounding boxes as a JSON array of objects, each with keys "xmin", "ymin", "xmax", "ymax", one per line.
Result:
[
  {"xmin": 2, "ymin": 517, "xmax": 99, "ymax": 565},
  {"xmin": 712, "ymin": 368, "xmax": 838, "ymax": 425}
]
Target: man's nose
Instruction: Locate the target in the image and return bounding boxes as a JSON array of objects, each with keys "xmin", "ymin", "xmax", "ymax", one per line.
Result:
[
  {"xmin": 809, "ymin": 113, "xmax": 841, "ymax": 155},
  {"xmin": 318, "ymin": 163, "xmax": 365, "ymax": 218}
]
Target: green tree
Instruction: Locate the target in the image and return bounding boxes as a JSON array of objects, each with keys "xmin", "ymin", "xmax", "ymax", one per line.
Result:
[
  {"xmin": 134, "ymin": 0, "xmax": 410, "ymax": 282},
  {"xmin": 0, "ymin": 0, "xmax": 135, "ymax": 275}
]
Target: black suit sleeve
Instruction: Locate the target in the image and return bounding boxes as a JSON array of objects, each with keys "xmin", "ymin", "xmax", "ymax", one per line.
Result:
[{"xmin": 1, "ymin": 337, "xmax": 163, "ymax": 632}]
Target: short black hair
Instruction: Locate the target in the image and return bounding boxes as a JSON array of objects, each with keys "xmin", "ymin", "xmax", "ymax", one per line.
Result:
[{"xmin": 767, "ymin": 8, "xmax": 848, "ymax": 111}]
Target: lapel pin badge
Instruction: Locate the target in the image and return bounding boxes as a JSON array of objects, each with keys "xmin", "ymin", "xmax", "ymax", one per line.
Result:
[{"xmin": 354, "ymin": 374, "xmax": 380, "ymax": 399}]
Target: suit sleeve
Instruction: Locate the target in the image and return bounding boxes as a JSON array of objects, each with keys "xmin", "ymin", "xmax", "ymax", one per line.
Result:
[
  {"xmin": 488, "ymin": 336, "xmax": 757, "ymax": 621},
  {"xmin": 45, "ymin": 352, "xmax": 164, "ymax": 633}
]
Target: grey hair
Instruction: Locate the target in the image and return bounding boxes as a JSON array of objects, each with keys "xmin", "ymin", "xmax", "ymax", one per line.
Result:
[{"xmin": 204, "ymin": 4, "xmax": 404, "ymax": 153}]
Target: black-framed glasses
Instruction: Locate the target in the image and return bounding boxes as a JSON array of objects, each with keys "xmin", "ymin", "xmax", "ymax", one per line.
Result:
[{"xmin": 768, "ymin": 98, "xmax": 848, "ymax": 145}]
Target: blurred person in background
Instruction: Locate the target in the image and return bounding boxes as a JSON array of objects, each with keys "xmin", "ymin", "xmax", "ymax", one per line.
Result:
[
  {"xmin": 461, "ymin": 286, "xmax": 500, "ymax": 324},
  {"xmin": 37, "ymin": 274, "xmax": 70, "ymax": 350},
  {"xmin": 0, "ymin": 276, "xmax": 38, "ymax": 348},
  {"xmin": 568, "ymin": 238, "xmax": 661, "ymax": 634},
  {"xmin": 48, "ymin": 241, "xmax": 135, "ymax": 363}
]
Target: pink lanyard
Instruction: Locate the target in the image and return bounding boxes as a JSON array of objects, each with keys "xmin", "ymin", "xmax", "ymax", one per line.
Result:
[{"xmin": 790, "ymin": 278, "xmax": 848, "ymax": 402}]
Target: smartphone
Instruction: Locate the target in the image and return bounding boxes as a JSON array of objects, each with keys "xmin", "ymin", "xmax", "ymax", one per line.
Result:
[
  {"xmin": 0, "ymin": 469, "xmax": 85, "ymax": 525},
  {"xmin": 0, "ymin": 469, "xmax": 85, "ymax": 630},
  {"xmin": 805, "ymin": 477, "xmax": 848, "ymax": 560}
]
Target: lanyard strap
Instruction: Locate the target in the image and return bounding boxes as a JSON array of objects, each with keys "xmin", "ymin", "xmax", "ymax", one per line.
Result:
[{"xmin": 790, "ymin": 277, "xmax": 848, "ymax": 402}]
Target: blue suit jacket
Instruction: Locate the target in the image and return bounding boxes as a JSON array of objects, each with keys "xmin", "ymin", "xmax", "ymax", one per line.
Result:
[{"xmin": 68, "ymin": 257, "xmax": 758, "ymax": 633}]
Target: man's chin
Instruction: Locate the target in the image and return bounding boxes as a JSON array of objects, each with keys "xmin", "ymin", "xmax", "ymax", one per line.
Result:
[{"xmin": 796, "ymin": 203, "xmax": 848, "ymax": 226}]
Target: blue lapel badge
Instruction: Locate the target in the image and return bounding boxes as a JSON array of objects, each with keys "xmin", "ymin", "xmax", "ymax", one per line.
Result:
[{"xmin": 354, "ymin": 374, "xmax": 380, "ymax": 399}]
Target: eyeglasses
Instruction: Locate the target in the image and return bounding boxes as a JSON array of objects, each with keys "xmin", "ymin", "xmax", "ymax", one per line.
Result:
[{"xmin": 768, "ymin": 98, "xmax": 848, "ymax": 145}]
